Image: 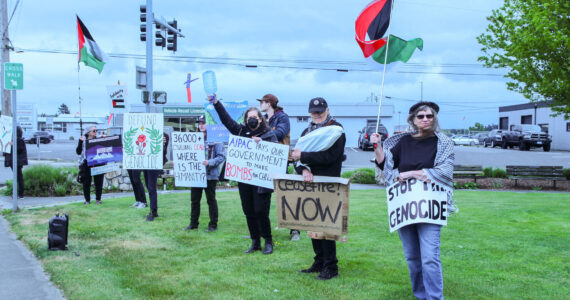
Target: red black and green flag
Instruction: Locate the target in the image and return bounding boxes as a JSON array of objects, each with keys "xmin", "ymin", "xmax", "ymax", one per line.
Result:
[
  {"xmin": 77, "ymin": 16, "xmax": 106, "ymax": 73},
  {"xmin": 355, "ymin": 0, "xmax": 423, "ymax": 66}
]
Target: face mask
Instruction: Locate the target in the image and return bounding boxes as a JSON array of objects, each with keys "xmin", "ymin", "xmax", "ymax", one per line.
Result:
[{"xmin": 247, "ymin": 118, "xmax": 259, "ymax": 129}]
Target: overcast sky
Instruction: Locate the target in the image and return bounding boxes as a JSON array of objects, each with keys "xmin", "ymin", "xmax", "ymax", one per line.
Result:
[{"xmin": 6, "ymin": 0, "xmax": 524, "ymax": 128}]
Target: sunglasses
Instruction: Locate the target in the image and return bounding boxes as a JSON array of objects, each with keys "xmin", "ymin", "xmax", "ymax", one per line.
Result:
[
  {"xmin": 90, "ymin": 130, "xmax": 97, "ymax": 132},
  {"xmin": 416, "ymin": 114, "xmax": 434, "ymax": 120}
]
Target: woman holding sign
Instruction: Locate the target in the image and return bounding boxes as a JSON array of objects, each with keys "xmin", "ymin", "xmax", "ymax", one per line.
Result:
[
  {"xmin": 372, "ymin": 101, "xmax": 455, "ymax": 300},
  {"xmin": 209, "ymin": 94, "xmax": 278, "ymax": 254},
  {"xmin": 76, "ymin": 126, "xmax": 105, "ymax": 205}
]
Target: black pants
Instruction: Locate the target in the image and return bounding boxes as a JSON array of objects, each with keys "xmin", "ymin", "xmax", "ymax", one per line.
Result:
[
  {"xmin": 10, "ymin": 166, "xmax": 24, "ymax": 197},
  {"xmin": 311, "ymin": 239, "xmax": 338, "ymax": 272},
  {"xmin": 127, "ymin": 169, "xmax": 147, "ymax": 204},
  {"xmin": 237, "ymin": 183, "xmax": 272, "ymax": 242},
  {"xmin": 144, "ymin": 170, "xmax": 161, "ymax": 210},
  {"xmin": 190, "ymin": 180, "xmax": 218, "ymax": 228},
  {"xmin": 82, "ymin": 170, "xmax": 104, "ymax": 202}
]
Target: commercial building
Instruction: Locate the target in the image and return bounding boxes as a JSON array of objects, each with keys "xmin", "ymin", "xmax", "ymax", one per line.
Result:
[{"xmin": 498, "ymin": 102, "xmax": 570, "ymax": 150}]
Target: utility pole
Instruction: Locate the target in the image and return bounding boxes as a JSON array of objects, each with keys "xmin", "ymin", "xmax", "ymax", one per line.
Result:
[
  {"xmin": 145, "ymin": 0, "xmax": 153, "ymax": 113},
  {"xmin": 1, "ymin": 0, "xmax": 11, "ymax": 116}
]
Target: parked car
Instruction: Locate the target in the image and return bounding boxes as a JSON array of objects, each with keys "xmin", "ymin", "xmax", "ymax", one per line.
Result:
[
  {"xmin": 358, "ymin": 124, "xmax": 388, "ymax": 150},
  {"xmin": 483, "ymin": 129, "xmax": 503, "ymax": 148},
  {"xmin": 473, "ymin": 133, "xmax": 487, "ymax": 145},
  {"xmin": 501, "ymin": 124, "xmax": 551, "ymax": 151},
  {"xmin": 26, "ymin": 131, "xmax": 54, "ymax": 144},
  {"xmin": 452, "ymin": 135, "xmax": 478, "ymax": 146}
]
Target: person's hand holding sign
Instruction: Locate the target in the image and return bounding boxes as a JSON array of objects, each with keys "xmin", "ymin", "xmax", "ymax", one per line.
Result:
[
  {"xmin": 371, "ymin": 133, "xmax": 384, "ymax": 165},
  {"xmin": 397, "ymin": 170, "xmax": 429, "ymax": 183},
  {"xmin": 252, "ymin": 136, "xmax": 262, "ymax": 143},
  {"xmin": 292, "ymin": 148, "xmax": 301, "ymax": 161},
  {"xmin": 202, "ymin": 160, "xmax": 209, "ymax": 166},
  {"xmin": 302, "ymin": 168, "xmax": 313, "ymax": 182}
]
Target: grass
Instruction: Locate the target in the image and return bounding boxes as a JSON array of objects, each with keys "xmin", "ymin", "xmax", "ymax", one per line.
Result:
[{"xmin": 3, "ymin": 190, "xmax": 569, "ymax": 299}]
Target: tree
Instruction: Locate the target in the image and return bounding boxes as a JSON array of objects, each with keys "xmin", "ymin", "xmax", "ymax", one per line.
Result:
[
  {"xmin": 477, "ymin": 0, "xmax": 570, "ymax": 118},
  {"xmin": 58, "ymin": 103, "xmax": 70, "ymax": 115},
  {"xmin": 468, "ymin": 122, "xmax": 486, "ymax": 132}
]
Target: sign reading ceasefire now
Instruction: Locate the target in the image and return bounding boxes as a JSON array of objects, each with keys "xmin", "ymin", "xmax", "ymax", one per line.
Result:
[{"xmin": 274, "ymin": 174, "xmax": 350, "ymax": 242}]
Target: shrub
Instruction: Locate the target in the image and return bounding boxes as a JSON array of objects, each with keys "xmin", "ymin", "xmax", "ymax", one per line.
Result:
[
  {"xmin": 453, "ymin": 182, "xmax": 479, "ymax": 189},
  {"xmin": 4, "ymin": 165, "xmax": 82, "ymax": 197},
  {"xmin": 483, "ymin": 167, "xmax": 493, "ymax": 177},
  {"xmin": 492, "ymin": 168, "xmax": 507, "ymax": 178},
  {"xmin": 563, "ymin": 168, "xmax": 570, "ymax": 180},
  {"xmin": 341, "ymin": 168, "xmax": 376, "ymax": 184}
]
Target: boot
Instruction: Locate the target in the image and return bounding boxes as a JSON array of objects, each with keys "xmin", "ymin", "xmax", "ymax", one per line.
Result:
[
  {"xmin": 146, "ymin": 209, "xmax": 158, "ymax": 222},
  {"xmin": 244, "ymin": 239, "xmax": 261, "ymax": 253},
  {"xmin": 263, "ymin": 240, "xmax": 273, "ymax": 254}
]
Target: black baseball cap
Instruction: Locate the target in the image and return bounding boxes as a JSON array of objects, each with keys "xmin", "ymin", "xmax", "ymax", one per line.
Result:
[
  {"xmin": 308, "ymin": 97, "xmax": 328, "ymax": 113},
  {"xmin": 196, "ymin": 115, "xmax": 206, "ymax": 123}
]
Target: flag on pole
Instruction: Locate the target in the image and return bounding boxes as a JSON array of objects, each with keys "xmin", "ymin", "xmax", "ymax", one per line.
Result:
[
  {"xmin": 355, "ymin": 0, "xmax": 392, "ymax": 58},
  {"xmin": 370, "ymin": 35, "xmax": 423, "ymax": 64},
  {"xmin": 77, "ymin": 15, "xmax": 106, "ymax": 73}
]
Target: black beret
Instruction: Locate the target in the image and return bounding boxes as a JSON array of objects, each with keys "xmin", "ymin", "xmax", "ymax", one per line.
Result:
[{"xmin": 409, "ymin": 101, "xmax": 440, "ymax": 114}]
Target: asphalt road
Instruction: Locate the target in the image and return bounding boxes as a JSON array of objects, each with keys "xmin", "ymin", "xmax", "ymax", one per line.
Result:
[{"xmin": 1, "ymin": 141, "xmax": 568, "ymax": 185}]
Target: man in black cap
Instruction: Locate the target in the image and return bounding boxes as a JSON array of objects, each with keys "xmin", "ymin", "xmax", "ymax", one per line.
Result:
[
  {"xmin": 292, "ymin": 97, "xmax": 346, "ymax": 280},
  {"xmin": 185, "ymin": 115, "xmax": 225, "ymax": 232}
]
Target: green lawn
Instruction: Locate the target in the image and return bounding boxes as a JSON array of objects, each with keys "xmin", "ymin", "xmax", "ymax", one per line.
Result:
[{"xmin": 3, "ymin": 190, "xmax": 569, "ymax": 299}]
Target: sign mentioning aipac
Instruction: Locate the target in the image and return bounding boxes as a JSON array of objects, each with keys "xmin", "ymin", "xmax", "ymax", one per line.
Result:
[{"xmin": 386, "ymin": 178, "xmax": 449, "ymax": 233}]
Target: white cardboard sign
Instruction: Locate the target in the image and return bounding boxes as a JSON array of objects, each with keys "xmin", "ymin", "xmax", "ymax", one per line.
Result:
[
  {"xmin": 172, "ymin": 132, "xmax": 207, "ymax": 187},
  {"xmin": 224, "ymin": 134, "xmax": 289, "ymax": 189},
  {"xmin": 386, "ymin": 178, "xmax": 449, "ymax": 233},
  {"xmin": 122, "ymin": 113, "xmax": 164, "ymax": 170}
]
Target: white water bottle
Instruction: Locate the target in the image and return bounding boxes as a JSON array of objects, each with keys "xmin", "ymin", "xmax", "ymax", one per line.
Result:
[{"xmin": 202, "ymin": 70, "xmax": 217, "ymax": 96}]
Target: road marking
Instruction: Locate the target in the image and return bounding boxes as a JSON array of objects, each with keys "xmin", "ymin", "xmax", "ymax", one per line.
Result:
[{"xmin": 349, "ymin": 147, "xmax": 358, "ymax": 152}]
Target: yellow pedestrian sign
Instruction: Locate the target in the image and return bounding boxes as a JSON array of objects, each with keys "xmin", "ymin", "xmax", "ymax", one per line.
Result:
[{"xmin": 4, "ymin": 63, "xmax": 23, "ymax": 90}]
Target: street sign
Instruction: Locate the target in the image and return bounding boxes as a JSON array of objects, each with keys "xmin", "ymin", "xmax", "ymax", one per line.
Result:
[{"xmin": 4, "ymin": 63, "xmax": 23, "ymax": 90}]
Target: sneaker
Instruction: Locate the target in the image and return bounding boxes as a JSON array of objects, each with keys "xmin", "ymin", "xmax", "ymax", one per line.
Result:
[
  {"xmin": 132, "ymin": 201, "xmax": 141, "ymax": 207},
  {"xmin": 84, "ymin": 201, "xmax": 91, "ymax": 205},
  {"xmin": 95, "ymin": 200, "xmax": 102, "ymax": 205},
  {"xmin": 206, "ymin": 226, "xmax": 217, "ymax": 232},
  {"xmin": 316, "ymin": 269, "xmax": 338, "ymax": 280},
  {"xmin": 291, "ymin": 230, "xmax": 301, "ymax": 241},
  {"xmin": 136, "ymin": 202, "xmax": 148, "ymax": 209},
  {"xmin": 300, "ymin": 263, "xmax": 323, "ymax": 274},
  {"xmin": 146, "ymin": 212, "xmax": 158, "ymax": 222},
  {"xmin": 184, "ymin": 225, "xmax": 198, "ymax": 230}
]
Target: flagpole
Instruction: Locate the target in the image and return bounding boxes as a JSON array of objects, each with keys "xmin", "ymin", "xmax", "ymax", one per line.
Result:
[
  {"xmin": 375, "ymin": 0, "xmax": 395, "ymax": 135},
  {"xmin": 78, "ymin": 62, "xmax": 83, "ymax": 136}
]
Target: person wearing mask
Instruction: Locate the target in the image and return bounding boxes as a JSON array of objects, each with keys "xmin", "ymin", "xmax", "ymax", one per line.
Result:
[
  {"xmin": 257, "ymin": 93, "xmax": 300, "ymax": 241},
  {"xmin": 292, "ymin": 97, "xmax": 346, "ymax": 280},
  {"xmin": 144, "ymin": 133, "xmax": 169, "ymax": 221},
  {"xmin": 4, "ymin": 126, "xmax": 28, "ymax": 198},
  {"xmin": 371, "ymin": 101, "xmax": 455, "ymax": 300},
  {"xmin": 210, "ymin": 94, "xmax": 277, "ymax": 254},
  {"xmin": 76, "ymin": 126, "xmax": 104, "ymax": 205},
  {"xmin": 185, "ymin": 115, "xmax": 225, "ymax": 232}
]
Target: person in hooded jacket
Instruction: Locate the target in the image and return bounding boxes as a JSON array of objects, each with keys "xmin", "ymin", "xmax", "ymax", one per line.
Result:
[
  {"xmin": 76, "ymin": 126, "xmax": 105, "ymax": 205},
  {"xmin": 4, "ymin": 126, "xmax": 28, "ymax": 198},
  {"xmin": 209, "ymin": 94, "xmax": 278, "ymax": 254}
]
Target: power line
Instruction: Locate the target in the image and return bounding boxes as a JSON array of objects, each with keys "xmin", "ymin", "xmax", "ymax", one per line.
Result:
[{"xmin": 14, "ymin": 47, "xmax": 506, "ymax": 77}]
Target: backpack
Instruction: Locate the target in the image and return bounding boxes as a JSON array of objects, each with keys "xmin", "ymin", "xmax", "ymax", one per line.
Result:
[{"xmin": 48, "ymin": 213, "xmax": 69, "ymax": 251}]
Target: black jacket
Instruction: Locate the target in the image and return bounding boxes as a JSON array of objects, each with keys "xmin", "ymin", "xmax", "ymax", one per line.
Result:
[
  {"xmin": 4, "ymin": 138, "xmax": 28, "ymax": 168},
  {"xmin": 295, "ymin": 120, "xmax": 346, "ymax": 177}
]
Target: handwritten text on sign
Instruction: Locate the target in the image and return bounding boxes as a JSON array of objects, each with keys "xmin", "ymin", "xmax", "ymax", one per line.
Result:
[
  {"xmin": 274, "ymin": 174, "xmax": 350, "ymax": 241},
  {"xmin": 386, "ymin": 178, "xmax": 449, "ymax": 233},
  {"xmin": 224, "ymin": 134, "xmax": 289, "ymax": 189},
  {"xmin": 122, "ymin": 113, "xmax": 164, "ymax": 170},
  {"xmin": 172, "ymin": 132, "xmax": 207, "ymax": 188}
]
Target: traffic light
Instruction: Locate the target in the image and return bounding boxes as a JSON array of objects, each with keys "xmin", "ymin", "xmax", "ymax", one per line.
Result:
[
  {"xmin": 167, "ymin": 20, "xmax": 178, "ymax": 52},
  {"xmin": 139, "ymin": 5, "xmax": 146, "ymax": 42},
  {"xmin": 155, "ymin": 30, "xmax": 166, "ymax": 47}
]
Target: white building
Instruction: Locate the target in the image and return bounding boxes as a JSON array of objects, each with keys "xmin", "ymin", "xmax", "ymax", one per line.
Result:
[
  {"xmin": 37, "ymin": 114, "xmax": 107, "ymax": 140},
  {"xmin": 498, "ymin": 102, "xmax": 570, "ymax": 150}
]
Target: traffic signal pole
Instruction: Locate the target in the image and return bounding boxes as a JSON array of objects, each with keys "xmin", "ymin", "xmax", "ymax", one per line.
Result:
[{"xmin": 145, "ymin": 0, "xmax": 153, "ymax": 113}]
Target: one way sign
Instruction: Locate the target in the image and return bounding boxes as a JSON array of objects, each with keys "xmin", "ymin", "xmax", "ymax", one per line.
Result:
[{"xmin": 107, "ymin": 85, "xmax": 127, "ymax": 113}]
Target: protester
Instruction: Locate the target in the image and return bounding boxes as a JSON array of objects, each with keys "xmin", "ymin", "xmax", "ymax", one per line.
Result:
[
  {"xmin": 257, "ymin": 93, "xmax": 300, "ymax": 241},
  {"xmin": 210, "ymin": 94, "xmax": 277, "ymax": 254},
  {"xmin": 185, "ymin": 115, "xmax": 225, "ymax": 232},
  {"xmin": 292, "ymin": 97, "xmax": 346, "ymax": 280},
  {"xmin": 4, "ymin": 126, "xmax": 28, "ymax": 198},
  {"xmin": 144, "ymin": 133, "xmax": 169, "ymax": 221},
  {"xmin": 371, "ymin": 101, "xmax": 455, "ymax": 299},
  {"xmin": 128, "ymin": 169, "xmax": 147, "ymax": 209},
  {"xmin": 76, "ymin": 126, "xmax": 104, "ymax": 205}
]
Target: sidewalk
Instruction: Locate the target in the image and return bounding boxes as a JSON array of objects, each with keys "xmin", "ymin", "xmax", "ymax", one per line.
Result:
[{"xmin": 0, "ymin": 183, "xmax": 382, "ymax": 299}]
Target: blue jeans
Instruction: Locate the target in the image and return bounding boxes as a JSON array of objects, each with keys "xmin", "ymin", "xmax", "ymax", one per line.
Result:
[{"xmin": 398, "ymin": 223, "xmax": 443, "ymax": 300}]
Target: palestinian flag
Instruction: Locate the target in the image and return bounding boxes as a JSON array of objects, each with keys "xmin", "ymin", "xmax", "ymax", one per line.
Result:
[
  {"xmin": 355, "ymin": 0, "xmax": 392, "ymax": 58},
  {"xmin": 371, "ymin": 35, "xmax": 423, "ymax": 64},
  {"xmin": 77, "ymin": 16, "xmax": 106, "ymax": 73}
]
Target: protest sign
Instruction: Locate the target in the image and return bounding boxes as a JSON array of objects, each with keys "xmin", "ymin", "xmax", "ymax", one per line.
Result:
[
  {"xmin": 91, "ymin": 162, "xmax": 121, "ymax": 176},
  {"xmin": 107, "ymin": 85, "xmax": 127, "ymax": 113},
  {"xmin": 386, "ymin": 179, "xmax": 449, "ymax": 233},
  {"xmin": 204, "ymin": 101, "xmax": 248, "ymax": 142},
  {"xmin": 122, "ymin": 113, "xmax": 164, "ymax": 170},
  {"xmin": 172, "ymin": 132, "xmax": 207, "ymax": 187},
  {"xmin": 0, "ymin": 115, "xmax": 12, "ymax": 153},
  {"xmin": 86, "ymin": 135, "xmax": 123, "ymax": 166},
  {"xmin": 274, "ymin": 174, "xmax": 350, "ymax": 242},
  {"xmin": 224, "ymin": 134, "xmax": 288, "ymax": 189}
]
